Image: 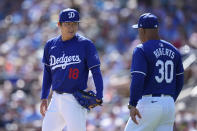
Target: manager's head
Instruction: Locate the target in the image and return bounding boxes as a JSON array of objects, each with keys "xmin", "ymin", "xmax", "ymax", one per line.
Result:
[{"xmin": 132, "ymin": 13, "xmax": 160, "ymax": 43}]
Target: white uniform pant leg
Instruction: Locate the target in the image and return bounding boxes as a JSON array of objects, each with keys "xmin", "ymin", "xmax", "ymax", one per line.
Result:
[
  {"xmin": 124, "ymin": 96, "xmax": 175, "ymax": 131},
  {"xmin": 155, "ymin": 97, "xmax": 175, "ymax": 131},
  {"xmin": 124, "ymin": 97, "xmax": 164, "ymax": 131},
  {"xmin": 42, "ymin": 93, "xmax": 66, "ymax": 131},
  {"xmin": 155, "ymin": 123, "xmax": 174, "ymax": 131},
  {"xmin": 59, "ymin": 93, "xmax": 87, "ymax": 131}
]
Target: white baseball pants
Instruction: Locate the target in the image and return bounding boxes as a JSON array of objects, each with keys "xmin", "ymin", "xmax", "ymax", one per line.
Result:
[
  {"xmin": 42, "ymin": 92, "xmax": 87, "ymax": 131},
  {"xmin": 124, "ymin": 95, "xmax": 175, "ymax": 131}
]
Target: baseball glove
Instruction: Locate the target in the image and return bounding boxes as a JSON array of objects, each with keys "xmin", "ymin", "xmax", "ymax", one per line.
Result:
[{"xmin": 73, "ymin": 90, "xmax": 102, "ymax": 110}]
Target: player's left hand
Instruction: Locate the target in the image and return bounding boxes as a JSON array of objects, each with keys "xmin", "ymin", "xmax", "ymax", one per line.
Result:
[
  {"xmin": 73, "ymin": 90, "xmax": 103, "ymax": 110},
  {"xmin": 88, "ymin": 99, "xmax": 102, "ymax": 108},
  {"xmin": 129, "ymin": 106, "xmax": 142, "ymax": 125}
]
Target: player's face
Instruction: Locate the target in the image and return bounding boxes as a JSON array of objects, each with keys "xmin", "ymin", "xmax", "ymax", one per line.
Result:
[
  {"xmin": 138, "ymin": 28, "xmax": 146, "ymax": 43},
  {"xmin": 59, "ymin": 22, "xmax": 79, "ymax": 39}
]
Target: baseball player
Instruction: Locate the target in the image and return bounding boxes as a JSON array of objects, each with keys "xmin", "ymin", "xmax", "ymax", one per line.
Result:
[
  {"xmin": 40, "ymin": 8, "xmax": 103, "ymax": 131},
  {"xmin": 124, "ymin": 13, "xmax": 184, "ymax": 131}
]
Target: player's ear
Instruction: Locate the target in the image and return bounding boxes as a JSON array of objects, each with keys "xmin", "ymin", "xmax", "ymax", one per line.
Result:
[
  {"xmin": 57, "ymin": 22, "xmax": 61, "ymax": 27},
  {"xmin": 142, "ymin": 28, "xmax": 146, "ymax": 35}
]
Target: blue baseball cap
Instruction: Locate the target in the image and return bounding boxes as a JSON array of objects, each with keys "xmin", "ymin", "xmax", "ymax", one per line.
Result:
[
  {"xmin": 132, "ymin": 13, "xmax": 158, "ymax": 29},
  {"xmin": 59, "ymin": 8, "xmax": 80, "ymax": 22}
]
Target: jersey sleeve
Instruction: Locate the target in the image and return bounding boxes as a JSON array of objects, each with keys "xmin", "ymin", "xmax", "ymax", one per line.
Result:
[
  {"xmin": 176, "ymin": 52, "xmax": 184, "ymax": 75},
  {"xmin": 85, "ymin": 41, "xmax": 100, "ymax": 69},
  {"xmin": 129, "ymin": 47, "xmax": 147, "ymax": 106},
  {"xmin": 130, "ymin": 47, "xmax": 147, "ymax": 76},
  {"xmin": 42, "ymin": 41, "xmax": 50, "ymax": 66}
]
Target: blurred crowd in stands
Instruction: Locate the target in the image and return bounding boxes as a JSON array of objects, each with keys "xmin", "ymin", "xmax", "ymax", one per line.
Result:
[{"xmin": 0, "ymin": 0, "xmax": 197, "ymax": 130}]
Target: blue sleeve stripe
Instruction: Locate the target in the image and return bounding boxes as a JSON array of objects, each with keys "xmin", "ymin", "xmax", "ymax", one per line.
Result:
[
  {"xmin": 89, "ymin": 64, "xmax": 100, "ymax": 70},
  {"xmin": 176, "ymin": 72, "xmax": 184, "ymax": 76},
  {"xmin": 131, "ymin": 71, "xmax": 146, "ymax": 76}
]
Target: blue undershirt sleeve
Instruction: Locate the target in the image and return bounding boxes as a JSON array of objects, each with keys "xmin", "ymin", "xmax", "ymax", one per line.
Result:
[
  {"xmin": 174, "ymin": 54, "xmax": 184, "ymax": 101},
  {"xmin": 129, "ymin": 74, "xmax": 146, "ymax": 106},
  {"xmin": 41, "ymin": 65, "xmax": 52, "ymax": 99},
  {"xmin": 90, "ymin": 66, "xmax": 103, "ymax": 99},
  {"xmin": 174, "ymin": 74, "xmax": 184, "ymax": 101}
]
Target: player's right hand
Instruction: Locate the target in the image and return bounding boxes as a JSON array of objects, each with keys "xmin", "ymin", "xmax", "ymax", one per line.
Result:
[
  {"xmin": 129, "ymin": 106, "xmax": 142, "ymax": 125},
  {"xmin": 40, "ymin": 99, "xmax": 48, "ymax": 117}
]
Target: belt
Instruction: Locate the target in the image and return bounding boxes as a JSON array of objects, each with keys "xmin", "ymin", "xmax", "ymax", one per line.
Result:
[
  {"xmin": 143, "ymin": 94, "xmax": 171, "ymax": 97},
  {"xmin": 54, "ymin": 90, "xmax": 70, "ymax": 94}
]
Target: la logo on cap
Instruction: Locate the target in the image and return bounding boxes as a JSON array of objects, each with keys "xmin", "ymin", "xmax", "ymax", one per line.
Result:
[{"xmin": 68, "ymin": 12, "xmax": 75, "ymax": 19}]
